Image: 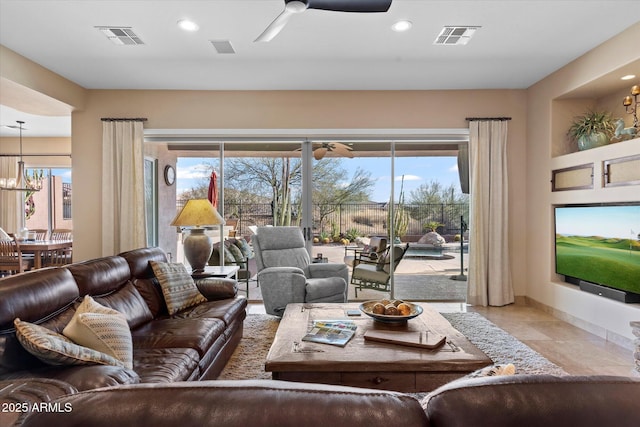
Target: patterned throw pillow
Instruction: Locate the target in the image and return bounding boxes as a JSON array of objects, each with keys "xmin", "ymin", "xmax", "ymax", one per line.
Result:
[
  {"xmin": 150, "ymin": 261, "xmax": 208, "ymax": 315},
  {"xmin": 466, "ymin": 363, "xmax": 516, "ymax": 378},
  {"xmin": 233, "ymin": 238, "xmax": 254, "ymax": 260},
  {"xmin": 14, "ymin": 318, "xmax": 124, "ymax": 367},
  {"xmin": 63, "ymin": 296, "xmax": 133, "ymax": 369},
  {"xmin": 226, "ymin": 242, "xmax": 246, "ymax": 269}
]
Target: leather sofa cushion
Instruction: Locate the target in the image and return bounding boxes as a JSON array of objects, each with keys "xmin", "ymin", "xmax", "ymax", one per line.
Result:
[
  {"xmin": 19, "ymin": 380, "xmax": 429, "ymax": 427},
  {"xmin": 132, "ymin": 277, "xmax": 168, "ymax": 318},
  {"xmin": 0, "ymin": 269, "xmax": 78, "ymax": 375},
  {"xmin": 1, "ymin": 364, "xmax": 140, "ymax": 392},
  {"xmin": 94, "ymin": 281, "xmax": 154, "ymax": 329},
  {"xmin": 133, "ymin": 348, "xmax": 199, "ymax": 383},
  {"xmin": 119, "ymin": 247, "xmax": 167, "ymax": 279},
  {"xmin": 131, "ymin": 318, "xmax": 225, "ymax": 357},
  {"xmin": 0, "ymin": 268, "xmax": 78, "ymax": 328},
  {"xmin": 423, "ymin": 374, "xmax": 640, "ymax": 427},
  {"xmin": 66, "ymin": 256, "xmax": 131, "ymax": 296},
  {"xmin": 172, "ymin": 298, "xmax": 247, "ymax": 328}
]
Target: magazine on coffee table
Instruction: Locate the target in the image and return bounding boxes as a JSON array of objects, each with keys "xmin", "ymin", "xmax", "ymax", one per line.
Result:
[{"xmin": 301, "ymin": 320, "xmax": 357, "ymax": 347}]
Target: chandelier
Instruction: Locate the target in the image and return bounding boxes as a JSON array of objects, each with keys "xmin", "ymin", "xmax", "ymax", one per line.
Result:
[{"xmin": 0, "ymin": 121, "xmax": 43, "ymax": 192}]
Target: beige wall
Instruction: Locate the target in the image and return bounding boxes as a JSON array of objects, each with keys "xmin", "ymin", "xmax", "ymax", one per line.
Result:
[
  {"xmin": 526, "ymin": 23, "xmax": 640, "ymax": 343},
  {"xmin": 71, "ymin": 89, "xmax": 529, "ymax": 295}
]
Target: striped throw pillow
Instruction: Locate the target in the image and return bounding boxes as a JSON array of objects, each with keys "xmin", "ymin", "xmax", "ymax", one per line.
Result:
[
  {"xmin": 14, "ymin": 318, "xmax": 124, "ymax": 368},
  {"xmin": 150, "ymin": 261, "xmax": 207, "ymax": 315},
  {"xmin": 63, "ymin": 296, "xmax": 133, "ymax": 369}
]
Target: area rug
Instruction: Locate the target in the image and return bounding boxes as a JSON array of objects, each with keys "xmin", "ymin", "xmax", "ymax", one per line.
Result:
[{"xmin": 218, "ymin": 312, "xmax": 567, "ymax": 381}]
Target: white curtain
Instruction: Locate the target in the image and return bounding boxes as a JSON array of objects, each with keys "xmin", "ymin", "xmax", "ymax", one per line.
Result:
[
  {"xmin": 0, "ymin": 157, "xmax": 23, "ymax": 234},
  {"xmin": 467, "ymin": 120, "xmax": 514, "ymax": 306},
  {"xmin": 102, "ymin": 120, "xmax": 147, "ymax": 256}
]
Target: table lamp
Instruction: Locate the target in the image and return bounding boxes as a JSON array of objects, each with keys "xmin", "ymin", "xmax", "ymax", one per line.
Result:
[{"xmin": 170, "ymin": 199, "xmax": 225, "ymax": 273}]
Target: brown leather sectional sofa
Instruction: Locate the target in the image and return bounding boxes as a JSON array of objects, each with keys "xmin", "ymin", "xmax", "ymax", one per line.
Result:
[
  {"xmin": 0, "ymin": 247, "xmax": 247, "ymax": 391},
  {"xmin": 5, "ymin": 374, "xmax": 640, "ymax": 427}
]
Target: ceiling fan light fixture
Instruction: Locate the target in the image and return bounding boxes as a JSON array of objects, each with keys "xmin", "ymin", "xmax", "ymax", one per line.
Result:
[{"xmin": 391, "ymin": 20, "xmax": 412, "ymax": 32}]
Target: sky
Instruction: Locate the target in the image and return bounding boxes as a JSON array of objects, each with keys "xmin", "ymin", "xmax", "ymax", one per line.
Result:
[
  {"xmin": 176, "ymin": 156, "xmax": 462, "ymax": 203},
  {"xmin": 556, "ymin": 205, "xmax": 640, "ymax": 239}
]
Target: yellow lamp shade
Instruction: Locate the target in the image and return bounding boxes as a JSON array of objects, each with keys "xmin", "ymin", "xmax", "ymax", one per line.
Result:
[{"xmin": 170, "ymin": 199, "xmax": 225, "ymax": 227}]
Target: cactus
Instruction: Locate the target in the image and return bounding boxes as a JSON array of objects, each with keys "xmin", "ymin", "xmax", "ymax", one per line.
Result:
[{"xmin": 389, "ymin": 175, "xmax": 409, "ymax": 241}]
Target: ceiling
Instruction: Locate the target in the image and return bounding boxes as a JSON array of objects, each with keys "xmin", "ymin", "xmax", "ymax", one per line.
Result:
[{"xmin": 1, "ymin": 0, "xmax": 639, "ymax": 136}]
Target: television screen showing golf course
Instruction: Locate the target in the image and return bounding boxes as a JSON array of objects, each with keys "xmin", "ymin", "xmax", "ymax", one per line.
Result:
[{"xmin": 555, "ymin": 204, "xmax": 640, "ymax": 294}]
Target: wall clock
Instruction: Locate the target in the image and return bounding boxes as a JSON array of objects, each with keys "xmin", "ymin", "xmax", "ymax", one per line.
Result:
[{"xmin": 164, "ymin": 165, "xmax": 176, "ymax": 186}]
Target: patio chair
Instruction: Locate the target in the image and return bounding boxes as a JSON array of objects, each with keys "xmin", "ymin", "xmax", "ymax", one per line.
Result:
[
  {"xmin": 252, "ymin": 226, "xmax": 348, "ymax": 316},
  {"xmin": 0, "ymin": 240, "xmax": 33, "ymax": 277},
  {"xmin": 343, "ymin": 236, "xmax": 387, "ymax": 268},
  {"xmin": 350, "ymin": 243, "xmax": 409, "ymax": 297}
]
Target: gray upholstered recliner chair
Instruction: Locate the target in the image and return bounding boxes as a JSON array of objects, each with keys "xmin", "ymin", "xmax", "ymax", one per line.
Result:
[{"xmin": 253, "ymin": 226, "xmax": 348, "ymax": 316}]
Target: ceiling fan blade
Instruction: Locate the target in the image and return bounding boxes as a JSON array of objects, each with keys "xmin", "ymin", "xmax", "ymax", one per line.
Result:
[
  {"xmin": 314, "ymin": 147, "xmax": 328, "ymax": 160},
  {"xmin": 255, "ymin": 1, "xmax": 308, "ymax": 42},
  {"xmin": 331, "ymin": 145, "xmax": 354, "ymax": 158},
  {"xmin": 305, "ymin": 0, "xmax": 392, "ymax": 13}
]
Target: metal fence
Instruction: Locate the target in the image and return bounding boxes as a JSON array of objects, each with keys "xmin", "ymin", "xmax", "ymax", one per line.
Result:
[
  {"xmin": 62, "ymin": 182, "xmax": 72, "ymax": 219},
  {"xmin": 177, "ymin": 199, "xmax": 468, "ymax": 240}
]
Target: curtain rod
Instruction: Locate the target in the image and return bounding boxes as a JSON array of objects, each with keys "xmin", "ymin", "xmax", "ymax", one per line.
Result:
[
  {"xmin": 101, "ymin": 118, "xmax": 148, "ymax": 122},
  {"xmin": 465, "ymin": 117, "xmax": 512, "ymax": 121}
]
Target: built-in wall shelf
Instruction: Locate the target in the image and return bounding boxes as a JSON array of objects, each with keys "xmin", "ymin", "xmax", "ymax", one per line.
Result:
[{"xmin": 550, "ymin": 137, "xmax": 640, "ymax": 204}]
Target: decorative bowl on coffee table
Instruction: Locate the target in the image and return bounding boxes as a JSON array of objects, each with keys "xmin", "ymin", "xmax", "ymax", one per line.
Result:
[{"xmin": 359, "ymin": 300, "xmax": 423, "ymax": 324}]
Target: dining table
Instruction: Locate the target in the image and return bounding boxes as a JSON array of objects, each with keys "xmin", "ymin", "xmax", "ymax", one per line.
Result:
[{"xmin": 17, "ymin": 240, "xmax": 73, "ymax": 269}]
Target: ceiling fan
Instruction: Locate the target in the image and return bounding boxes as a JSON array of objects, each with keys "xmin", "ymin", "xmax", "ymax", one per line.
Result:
[
  {"xmin": 255, "ymin": 0, "xmax": 393, "ymax": 42},
  {"xmin": 312, "ymin": 142, "xmax": 354, "ymax": 160}
]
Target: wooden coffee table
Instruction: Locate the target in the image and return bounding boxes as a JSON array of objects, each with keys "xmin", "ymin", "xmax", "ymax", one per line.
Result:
[{"xmin": 265, "ymin": 302, "xmax": 492, "ymax": 392}]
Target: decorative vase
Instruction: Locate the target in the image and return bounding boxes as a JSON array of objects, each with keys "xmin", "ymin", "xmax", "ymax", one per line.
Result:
[{"xmin": 577, "ymin": 133, "xmax": 609, "ymax": 151}]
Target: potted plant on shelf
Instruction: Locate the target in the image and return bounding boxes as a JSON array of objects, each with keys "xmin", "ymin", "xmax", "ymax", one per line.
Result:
[{"xmin": 567, "ymin": 110, "xmax": 615, "ymax": 151}]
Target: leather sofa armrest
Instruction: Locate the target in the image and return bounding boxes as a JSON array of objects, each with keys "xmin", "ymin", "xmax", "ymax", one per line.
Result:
[
  {"xmin": 423, "ymin": 374, "xmax": 640, "ymax": 427},
  {"xmin": 194, "ymin": 277, "xmax": 238, "ymax": 300},
  {"xmin": 1, "ymin": 378, "xmax": 77, "ymax": 427}
]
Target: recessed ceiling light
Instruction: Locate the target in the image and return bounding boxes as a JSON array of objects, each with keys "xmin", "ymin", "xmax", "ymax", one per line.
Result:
[
  {"xmin": 177, "ymin": 19, "xmax": 199, "ymax": 32},
  {"xmin": 621, "ymin": 74, "xmax": 636, "ymax": 80},
  {"xmin": 391, "ymin": 20, "xmax": 412, "ymax": 32}
]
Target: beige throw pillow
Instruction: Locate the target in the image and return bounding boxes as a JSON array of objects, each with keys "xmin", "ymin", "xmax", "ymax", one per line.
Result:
[
  {"xmin": 150, "ymin": 261, "xmax": 207, "ymax": 315},
  {"xmin": 14, "ymin": 318, "xmax": 124, "ymax": 368},
  {"xmin": 63, "ymin": 296, "xmax": 133, "ymax": 369}
]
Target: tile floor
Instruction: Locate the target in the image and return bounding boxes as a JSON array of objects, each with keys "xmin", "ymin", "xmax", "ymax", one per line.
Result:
[{"xmin": 247, "ymin": 301, "xmax": 637, "ymax": 377}]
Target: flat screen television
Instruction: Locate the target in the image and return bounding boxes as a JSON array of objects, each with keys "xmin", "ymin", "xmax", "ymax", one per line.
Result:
[{"xmin": 554, "ymin": 203, "xmax": 640, "ymax": 301}]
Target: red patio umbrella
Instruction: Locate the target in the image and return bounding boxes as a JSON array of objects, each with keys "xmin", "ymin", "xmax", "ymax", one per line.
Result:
[{"xmin": 207, "ymin": 171, "xmax": 218, "ymax": 208}]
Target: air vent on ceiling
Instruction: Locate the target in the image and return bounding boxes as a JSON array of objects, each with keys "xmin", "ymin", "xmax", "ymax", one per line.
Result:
[
  {"xmin": 434, "ymin": 26, "xmax": 480, "ymax": 45},
  {"xmin": 210, "ymin": 40, "xmax": 236, "ymax": 54},
  {"xmin": 96, "ymin": 27, "xmax": 145, "ymax": 45}
]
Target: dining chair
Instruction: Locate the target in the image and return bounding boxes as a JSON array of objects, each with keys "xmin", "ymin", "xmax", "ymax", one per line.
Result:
[
  {"xmin": 30, "ymin": 229, "xmax": 48, "ymax": 240},
  {"xmin": 0, "ymin": 240, "xmax": 33, "ymax": 277},
  {"xmin": 44, "ymin": 247, "xmax": 73, "ymax": 267},
  {"xmin": 51, "ymin": 229, "xmax": 73, "ymax": 240}
]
